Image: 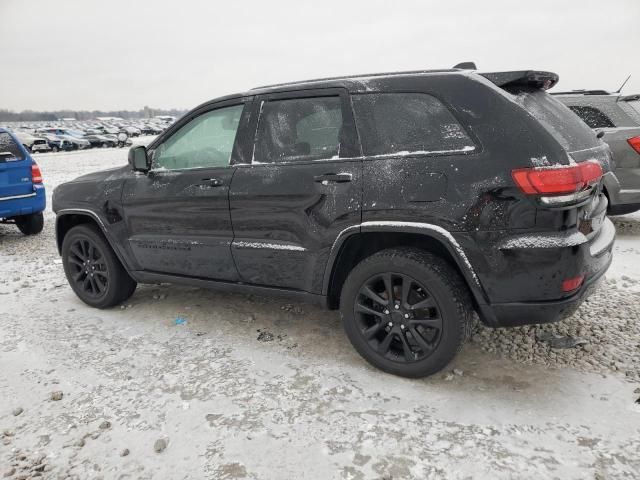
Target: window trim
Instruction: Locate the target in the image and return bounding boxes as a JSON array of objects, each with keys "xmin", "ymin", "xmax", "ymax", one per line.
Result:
[
  {"xmin": 148, "ymin": 98, "xmax": 251, "ymax": 173},
  {"xmin": 248, "ymin": 88, "xmax": 361, "ymax": 166}
]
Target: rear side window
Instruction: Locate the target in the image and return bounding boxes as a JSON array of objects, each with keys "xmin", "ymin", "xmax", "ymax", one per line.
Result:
[
  {"xmin": 254, "ymin": 96, "xmax": 343, "ymax": 163},
  {"xmin": 0, "ymin": 132, "xmax": 25, "ymax": 161},
  {"xmin": 351, "ymin": 93, "xmax": 475, "ymax": 156},
  {"xmin": 567, "ymin": 106, "xmax": 615, "ymax": 129}
]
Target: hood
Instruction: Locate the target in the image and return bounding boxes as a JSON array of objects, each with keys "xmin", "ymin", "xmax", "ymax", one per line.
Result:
[{"xmin": 70, "ymin": 165, "xmax": 129, "ymax": 183}]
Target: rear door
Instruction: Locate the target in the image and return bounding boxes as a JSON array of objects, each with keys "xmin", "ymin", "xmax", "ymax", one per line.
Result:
[
  {"xmin": 121, "ymin": 100, "xmax": 249, "ymax": 280},
  {"xmin": 0, "ymin": 132, "xmax": 32, "ymax": 200},
  {"xmin": 229, "ymin": 89, "xmax": 362, "ymax": 293}
]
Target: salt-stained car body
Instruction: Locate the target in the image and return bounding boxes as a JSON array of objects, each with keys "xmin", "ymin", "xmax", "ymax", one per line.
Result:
[{"xmin": 53, "ymin": 67, "xmax": 615, "ymax": 378}]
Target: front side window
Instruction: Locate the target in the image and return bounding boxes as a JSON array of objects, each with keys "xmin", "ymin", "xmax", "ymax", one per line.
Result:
[
  {"xmin": 352, "ymin": 93, "xmax": 475, "ymax": 156},
  {"xmin": 568, "ymin": 105, "xmax": 616, "ymax": 129},
  {"xmin": 0, "ymin": 132, "xmax": 25, "ymax": 161},
  {"xmin": 254, "ymin": 96, "xmax": 343, "ymax": 163},
  {"xmin": 153, "ymin": 104, "xmax": 243, "ymax": 170}
]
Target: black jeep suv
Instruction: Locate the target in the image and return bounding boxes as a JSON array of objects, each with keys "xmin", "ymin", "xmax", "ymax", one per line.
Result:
[{"xmin": 53, "ymin": 67, "xmax": 616, "ymax": 378}]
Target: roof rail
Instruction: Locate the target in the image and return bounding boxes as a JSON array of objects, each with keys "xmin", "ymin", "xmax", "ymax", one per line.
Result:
[
  {"xmin": 550, "ymin": 89, "xmax": 612, "ymax": 96},
  {"xmin": 250, "ymin": 69, "xmax": 459, "ymax": 90}
]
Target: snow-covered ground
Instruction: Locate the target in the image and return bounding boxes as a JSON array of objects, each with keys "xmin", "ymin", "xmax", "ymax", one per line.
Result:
[{"xmin": 1, "ymin": 146, "xmax": 639, "ymax": 479}]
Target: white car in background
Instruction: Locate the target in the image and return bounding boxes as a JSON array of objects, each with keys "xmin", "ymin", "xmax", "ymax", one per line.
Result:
[{"xmin": 13, "ymin": 131, "xmax": 51, "ymax": 153}]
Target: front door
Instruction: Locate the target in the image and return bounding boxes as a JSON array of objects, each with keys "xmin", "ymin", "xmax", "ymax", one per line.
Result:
[
  {"xmin": 121, "ymin": 100, "xmax": 249, "ymax": 280},
  {"xmin": 229, "ymin": 89, "xmax": 362, "ymax": 293}
]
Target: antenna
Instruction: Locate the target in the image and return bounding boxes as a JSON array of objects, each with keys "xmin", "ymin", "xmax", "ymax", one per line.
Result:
[{"xmin": 615, "ymin": 75, "xmax": 631, "ymax": 93}]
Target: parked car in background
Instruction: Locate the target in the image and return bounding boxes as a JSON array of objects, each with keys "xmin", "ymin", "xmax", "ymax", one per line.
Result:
[
  {"xmin": 13, "ymin": 131, "xmax": 51, "ymax": 153},
  {"xmin": 84, "ymin": 134, "xmax": 116, "ymax": 148},
  {"xmin": 139, "ymin": 124, "xmax": 164, "ymax": 135},
  {"xmin": 120, "ymin": 126, "xmax": 141, "ymax": 137},
  {"xmin": 0, "ymin": 128, "xmax": 45, "ymax": 235},
  {"xmin": 58, "ymin": 134, "xmax": 91, "ymax": 150},
  {"xmin": 553, "ymin": 90, "xmax": 640, "ymax": 215},
  {"xmin": 40, "ymin": 133, "xmax": 75, "ymax": 152},
  {"xmin": 53, "ymin": 67, "xmax": 615, "ymax": 378}
]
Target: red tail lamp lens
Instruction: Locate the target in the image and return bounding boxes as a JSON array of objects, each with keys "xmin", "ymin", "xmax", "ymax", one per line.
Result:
[
  {"xmin": 31, "ymin": 163, "xmax": 43, "ymax": 184},
  {"xmin": 627, "ymin": 136, "xmax": 640, "ymax": 154},
  {"xmin": 512, "ymin": 160, "xmax": 603, "ymax": 195}
]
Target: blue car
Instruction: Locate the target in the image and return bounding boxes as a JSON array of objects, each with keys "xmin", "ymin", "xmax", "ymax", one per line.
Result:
[{"xmin": 0, "ymin": 128, "xmax": 45, "ymax": 235}]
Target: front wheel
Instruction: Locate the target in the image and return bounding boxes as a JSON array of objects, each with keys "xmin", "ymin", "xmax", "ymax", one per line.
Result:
[
  {"xmin": 61, "ymin": 224, "xmax": 137, "ymax": 308},
  {"xmin": 15, "ymin": 212, "xmax": 44, "ymax": 235},
  {"xmin": 340, "ymin": 248, "xmax": 473, "ymax": 378}
]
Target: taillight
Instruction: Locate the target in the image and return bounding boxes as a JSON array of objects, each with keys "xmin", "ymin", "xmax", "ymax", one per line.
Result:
[
  {"xmin": 511, "ymin": 160, "xmax": 603, "ymax": 196},
  {"xmin": 628, "ymin": 136, "xmax": 640, "ymax": 154},
  {"xmin": 562, "ymin": 275, "xmax": 585, "ymax": 293},
  {"xmin": 31, "ymin": 163, "xmax": 43, "ymax": 184}
]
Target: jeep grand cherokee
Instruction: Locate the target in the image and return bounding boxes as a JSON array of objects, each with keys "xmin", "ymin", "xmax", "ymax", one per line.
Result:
[{"xmin": 52, "ymin": 67, "xmax": 615, "ymax": 377}]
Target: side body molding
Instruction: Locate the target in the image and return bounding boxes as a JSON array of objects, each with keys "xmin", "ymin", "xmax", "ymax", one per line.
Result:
[{"xmin": 322, "ymin": 221, "xmax": 486, "ymax": 303}]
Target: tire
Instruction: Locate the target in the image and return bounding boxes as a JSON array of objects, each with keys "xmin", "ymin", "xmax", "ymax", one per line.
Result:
[
  {"xmin": 15, "ymin": 212, "xmax": 44, "ymax": 235},
  {"xmin": 340, "ymin": 247, "xmax": 473, "ymax": 378},
  {"xmin": 61, "ymin": 224, "xmax": 137, "ymax": 308},
  {"xmin": 51, "ymin": 146, "xmax": 59, "ymax": 153}
]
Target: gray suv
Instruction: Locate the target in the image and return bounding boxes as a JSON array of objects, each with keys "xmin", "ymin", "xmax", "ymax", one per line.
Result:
[{"xmin": 553, "ymin": 90, "xmax": 640, "ymax": 215}]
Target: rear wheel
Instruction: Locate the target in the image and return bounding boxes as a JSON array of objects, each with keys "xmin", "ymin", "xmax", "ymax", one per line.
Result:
[
  {"xmin": 340, "ymin": 248, "xmax": 472, "ymax": 378},
  {"xmin": 61, "ymin": 224, "xmax": 137, "ymax": 308},
  {"xmin": 15, "ymin": 212, "xmax": 44, "ymax": 235},
  {"xmin": 51, "ymin": 145, "xmax": 59, "ymax": 153}
]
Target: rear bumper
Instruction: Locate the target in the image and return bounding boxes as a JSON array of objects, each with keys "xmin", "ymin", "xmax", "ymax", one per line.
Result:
[
  {"xmin": 471, "ymin": 216, "xmax": 615, "ymax": 327},
  {"xmin": 0, "ymin": 185, "xmax": 46, "ymax": 219},
  {"xmin": 478, "ymin": 255, "xmax": 610, "ymax": 327}
]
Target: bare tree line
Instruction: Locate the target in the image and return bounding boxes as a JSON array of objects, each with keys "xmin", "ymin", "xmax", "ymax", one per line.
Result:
[{"xmin": 0, "ymin": 106, "xmax": 187, "ymax": 122}]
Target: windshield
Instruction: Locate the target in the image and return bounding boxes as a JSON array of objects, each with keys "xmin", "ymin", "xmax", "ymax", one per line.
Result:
[{"xmin": 509, "ymin": 87, "xmax": 600, "ymax": 152}]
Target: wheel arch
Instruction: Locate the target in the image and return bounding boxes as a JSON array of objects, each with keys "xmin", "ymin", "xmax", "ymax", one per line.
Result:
[
  {"xmin": 54, "ymin": 210, "xmax": 131, "ymax": 272},
  {"xmin": 323, "ymin": 222, "xmax": 487, "ymax": 311}
]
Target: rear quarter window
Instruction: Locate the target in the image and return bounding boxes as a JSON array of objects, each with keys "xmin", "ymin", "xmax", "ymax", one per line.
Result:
[
  {"xmin": 351, "ymin": 93, "xmax": 475, "ymax": 156},
  {"xmin": 0, "ymin": 132, "xmax": 25, "ymax": 161},
  {"xmin": 567, "ymin": 106, "xmax": 616, "ymax": 129}
]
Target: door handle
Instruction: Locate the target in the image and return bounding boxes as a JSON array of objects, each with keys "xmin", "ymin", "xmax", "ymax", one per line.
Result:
[
  {"xmin": 198, "ymin": 178, "xmax": 224, "ymax": 188},
  {"xmin": 314, "ymin": 173, "xmax": 352, "ymax": 184}
]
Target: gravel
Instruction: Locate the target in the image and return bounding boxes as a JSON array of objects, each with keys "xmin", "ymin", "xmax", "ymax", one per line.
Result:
[
  {"xmin": 471, "ymin": 280, "xmax": 640, "ymax": 382},
  {"xmin": 154, "ymin": 438, "xmax": 168, "ymax": 453},
  {"xmin": 49, "ymin": 391, "xmax": 63, "ymax": 401},
  {"xmin": 0, "ymin": 147, "xmax": 638, "ymax": 478}
]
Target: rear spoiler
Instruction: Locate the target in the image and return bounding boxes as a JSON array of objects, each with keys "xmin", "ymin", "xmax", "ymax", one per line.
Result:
[{"xmin": 480, "ymin": 70, "xmax": 559, "ymax": 91}]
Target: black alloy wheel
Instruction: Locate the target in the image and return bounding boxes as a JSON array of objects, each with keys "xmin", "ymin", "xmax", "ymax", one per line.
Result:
[
  {"xmin": 66, "ymin": 237, "xmax": 110, "ymax": 299},
  {"xmin": 354, "ymin": 272, "xmax": 442, "ymax": 363}
]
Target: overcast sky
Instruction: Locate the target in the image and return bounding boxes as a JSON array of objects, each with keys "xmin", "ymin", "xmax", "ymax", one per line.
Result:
[{"xmin": 2, "ymin": 0, "xmax": 639, "ymax": 112}]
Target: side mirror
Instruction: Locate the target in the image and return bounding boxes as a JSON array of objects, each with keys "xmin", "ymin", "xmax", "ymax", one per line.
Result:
[
  {"xmin": 128, "ymin": 145, "xmax": 150, "ymax": 173},
  {"xmin": 596, "ymin": 130, "xmax": 605, "ymax": 139}
]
